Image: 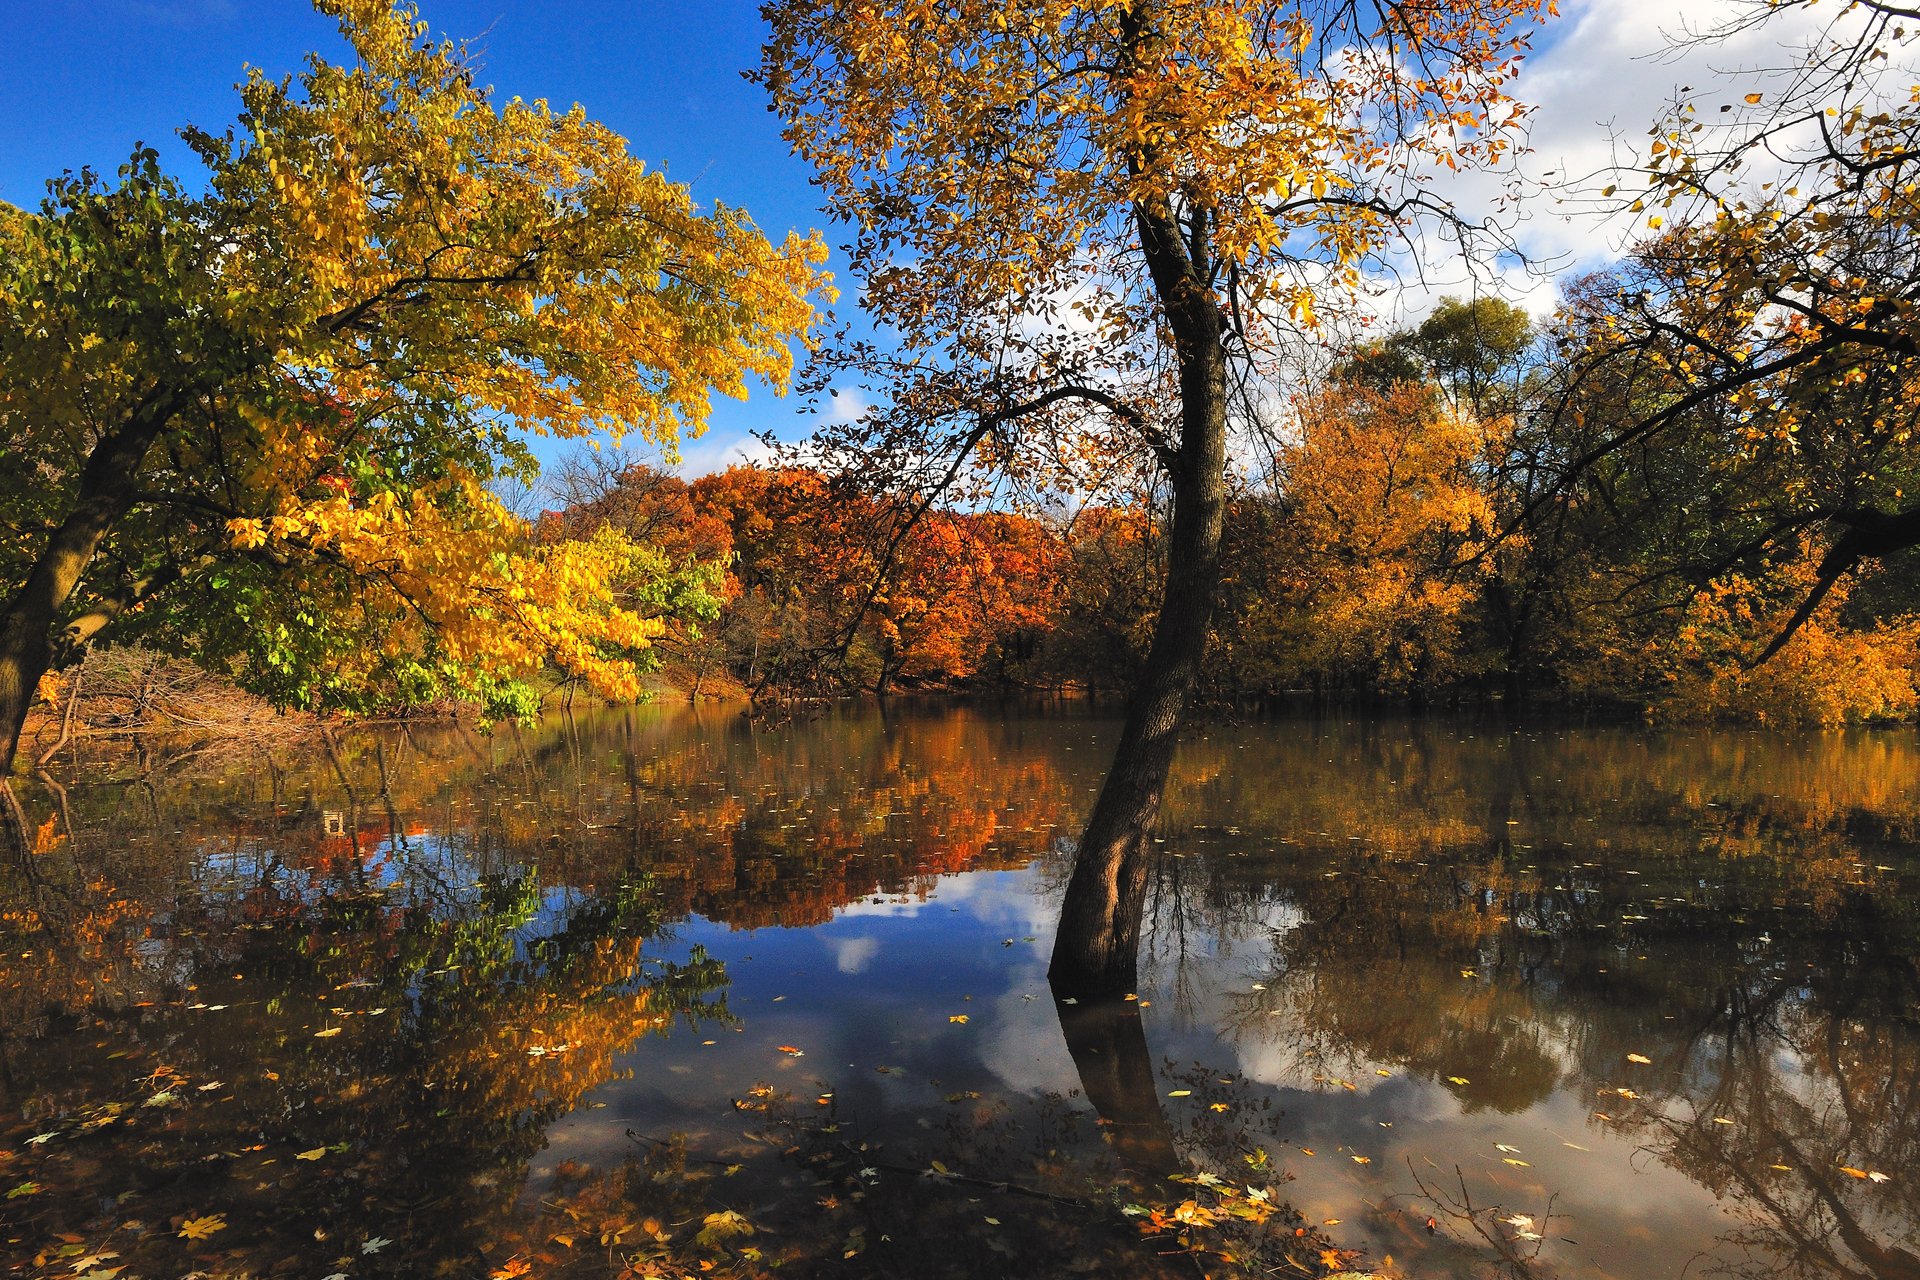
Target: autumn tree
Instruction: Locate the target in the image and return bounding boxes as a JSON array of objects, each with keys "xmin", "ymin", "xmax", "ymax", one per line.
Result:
[
  {"xmin": 1538, "ymin": 0, "xmax": 1920, "ymax": 659},
  {"xmin": 759, "ymin": 0, "xmax": 1554, "ymax": 992},
  {"xmin": 0, "ymin": 0, "xmax": 826, "ymax": 785},
  {"xmin": 1267, "ymin": 378, "xmax": 1499, "ymax": 693}
]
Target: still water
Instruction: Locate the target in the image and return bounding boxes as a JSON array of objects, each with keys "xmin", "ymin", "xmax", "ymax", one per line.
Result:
[{"xmin": 2, "ymin": 703, "xmax": 1916, "ymax": 1279}]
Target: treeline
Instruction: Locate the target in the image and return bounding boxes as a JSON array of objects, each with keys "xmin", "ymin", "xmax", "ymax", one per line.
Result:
[{"xmin": 547, "ymin": 295, "xmax": 1920, "ymax": 726}]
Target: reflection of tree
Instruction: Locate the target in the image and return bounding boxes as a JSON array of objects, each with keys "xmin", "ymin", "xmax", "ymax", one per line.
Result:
[
  {"xmin": 1144, "ymin": 717, "xmax": 1920, "ymax": 1274},
  {"xmin": 0, "ymin": 855, "xmax": 726, "ymax": 1278},
  {"xmin": 1054, "ymin": 995, "xmax": 1179, "ymax": 1182}
]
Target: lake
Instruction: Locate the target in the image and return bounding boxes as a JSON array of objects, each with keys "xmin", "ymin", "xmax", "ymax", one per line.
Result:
[{"xmin": 3, "ymin": 702, "xmax": 1916, "ymax": 1279}]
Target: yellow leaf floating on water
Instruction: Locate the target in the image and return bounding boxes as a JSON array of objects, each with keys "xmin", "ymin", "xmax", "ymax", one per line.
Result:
[
  {"xmin": 296, "ymin": 1148, "xmax": 327, "ymax": 1161},
  {"xmin": 1352, "ymin": 1155, "xmax": 1371, "ymax": 1164},
  {"xmin": 179, "ymin": 1214, "xmax": 227, "ymax": 1240},
  {"xmin": 1503, "ymin": 1158, "xmax": 1531, "ymax": 1167},
  {"xmin": 1168, "ymin": 1089, "xmax": 1192, "ymax": 1097},
  {"xmin": 1447, "ymin": 1076, "xmax": 1470, "ymax": 1086},
  {"xmin": 314, "ymin": 1027, "xmax": 342, "ymax": 1038},
  {"xmin": 1627, "ymin": 1053, "xmax": 1652, "ymax": 1064},
  {"xmin": 948, "ymin": 1015, "xmax": 970, "ymax": 1025},
  {"xmin": 1210, "ymin": 1103, "xmax": 1231, "ymax": 1112},
  {"xmin": 1841, "ymin": 1166, "xmax": 1871, "ymax": 1179}
]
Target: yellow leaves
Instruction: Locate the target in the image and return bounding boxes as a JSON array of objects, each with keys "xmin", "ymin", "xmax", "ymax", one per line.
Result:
[
  {"xmin": 178, "ymin": 1214, "xmax": 227, "ymax": 1240},
  {"xmin": 762, "ymin": 0, "xmax": 1548, "ymax": 346},
  {"xmin": 947, "ymin": 1014, "xmax": 970, "ymax": 1024}
]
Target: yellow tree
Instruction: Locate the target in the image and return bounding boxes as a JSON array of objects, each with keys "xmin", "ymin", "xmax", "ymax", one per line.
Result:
[
  {"xmin": 0, "ymin": 0, "xmax": 826, "ymax": 781},
  {"xmin": 1533, "ymin": 1, "xmax": 1920, "ymax": 660},
  {"xmin": 758, "ymin": 0, "xmax": 1554, "ymax": 992}
]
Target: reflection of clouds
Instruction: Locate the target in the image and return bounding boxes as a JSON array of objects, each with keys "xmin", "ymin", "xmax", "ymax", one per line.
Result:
[
  {"xmin": 831, "ymin": 869, "xmax": 1060, "ymax": 946},
  {"xmin": 981, "ymin": 958, "xmax": 1085, "ymax": 1098},
  {"xmin": 827, "ymin": 935, "xmax": 880, "ymax": 974}
]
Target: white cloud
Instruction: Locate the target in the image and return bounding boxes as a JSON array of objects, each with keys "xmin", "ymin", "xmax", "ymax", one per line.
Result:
[
  {"xmin": 827, "ymin": 935, "xmax": 881, "ymax": 974},
  {"xmin": 670, "ymin": 429, "xmax": 775, "ymax": 478}
]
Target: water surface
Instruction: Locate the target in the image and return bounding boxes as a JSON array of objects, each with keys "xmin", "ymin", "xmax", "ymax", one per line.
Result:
[{"xmin": 3, "ymin": 704, "xmax": 1917, "ymax": 1279}]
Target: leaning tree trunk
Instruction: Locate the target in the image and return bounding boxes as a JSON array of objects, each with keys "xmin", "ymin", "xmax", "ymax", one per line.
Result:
[
  {"xmin": 1049, "ymin": 198, "xmax": 1227, "ymax": 998},
  {"xmin": 0, "ymin": 403, "xmax": 170, "ymax": 778}
]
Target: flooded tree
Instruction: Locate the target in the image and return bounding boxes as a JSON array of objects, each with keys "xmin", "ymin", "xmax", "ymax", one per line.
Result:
[{"xmin": 755, "ymin": 0, "xmax": 1556, "ymax": 994}]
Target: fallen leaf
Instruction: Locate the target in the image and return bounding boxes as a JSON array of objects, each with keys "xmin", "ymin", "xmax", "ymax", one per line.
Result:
[
  {"xmin": 296, "ymin": 1148, "xmax": 327, "ymax": 1161},
  {"xmin": 313, "ymin": 1027, "xmax": 342, "ymax": 1039},
  {"xmin": 775, "ymin": 1045, "xmax": 804, "ymax": 1056},
  {"xmin": 948, "ymin": 1015, "xmax": 970, "ymax": 1024},
  {"xmin": 1168, "ymin": 1089, "xmax": 1192, "ymax": 1097},
  {"xmin": 179, "ymin": 1215, "xmax": 227, "ymax": 1240},
  {"xmin": 1502, "ymin": 1158, "xmax": 1531, "ymax": 1167},
  {"xmin": 1447, "ymin": 1076, "xmax": 1470, "ymax": 1086},
  {"xmin": 1627, "ymin": 1053, "xmax": 1652, "ymax": 1065}
]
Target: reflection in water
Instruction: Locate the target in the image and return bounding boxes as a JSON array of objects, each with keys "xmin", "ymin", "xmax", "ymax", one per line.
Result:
[{"xmin": 0, "ymin": 706, "xmax": 1917, "ymax": 1278}]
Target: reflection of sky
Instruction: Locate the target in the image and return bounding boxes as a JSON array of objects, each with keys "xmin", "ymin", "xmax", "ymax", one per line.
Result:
[{"xmin": 539, "ymin": 838, "xmax": 1912, "ymax": 1280}]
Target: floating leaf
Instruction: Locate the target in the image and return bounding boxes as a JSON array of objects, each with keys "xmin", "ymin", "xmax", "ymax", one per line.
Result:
[
  {"xmin": 314, "ymin": 1027, "xmax": 342, "ymax": 1039},
  {"xmin": 1168, "ymin": 1089, "xmax": 1192, "ymax": 1097},
  {"xmin": 179, "ymin": 1214, "xmax": 227, "ymax": 1240},
  {"xmin": 1447, "ymin": 1076, "xmax": 1470, "ymax": 1086},
  {"xmin": 775, "ymin": 1045, "xmax": 805, "ymax": 1056},
  {"xmin": 1627, "ymin": 1053, "xmax": 1652, "ymax": 1064},
  {"xmin": 297, "ymin": 1148, "xmax": 327, "ymax": 1161},
  {"xmin": 948, "ymin": 1015, "xmax": 969, "ymax": 1024},
  {"xmin": 1503, "ymin": 1158, "xmax": 1531, "ymax": 1167}
]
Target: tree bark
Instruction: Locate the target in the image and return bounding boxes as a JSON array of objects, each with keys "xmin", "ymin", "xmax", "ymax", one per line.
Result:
[
  {"xmin": 0, "ymin": 398, "xmax": 174, "ymax": 777},
  {"xmin": 1049, "ymin": 192, "xmax": 1228, "ymax": 998}
]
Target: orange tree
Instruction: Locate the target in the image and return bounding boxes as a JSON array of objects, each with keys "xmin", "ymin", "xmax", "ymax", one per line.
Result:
[
  {"xmin": 0, "ymin": 0, "xmax": 826, "ymax": 780},
  {"xmin": 756, "ymin": 0, "xmax": 1555, "ymax": 992}
]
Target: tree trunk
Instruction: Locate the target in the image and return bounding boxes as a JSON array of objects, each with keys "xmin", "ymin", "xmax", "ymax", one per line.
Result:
[
  {"xmin": 1050, "ymin": 195, "xmax": 1227, "ymax": 998},
  {"xmin": 0, "ymin": 400, "xmax": 172, "ymax": 777}
]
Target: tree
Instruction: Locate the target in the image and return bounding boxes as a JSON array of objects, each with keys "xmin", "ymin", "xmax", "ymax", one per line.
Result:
[
  {"xmin": 0, "ymin": 0, "xmax": 826, "ymax": 781},
  {"xmin": 758, "ymin": 0, "xmax": 1553, "ymax": 992},
  {"xmin": 1537, "ymin": 0, "xmax": 1920, "ymax": 657}
]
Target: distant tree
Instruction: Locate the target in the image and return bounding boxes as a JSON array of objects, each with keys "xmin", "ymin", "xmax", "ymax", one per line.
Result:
[{"xmin": 0, "ymin": 0, "xmax": 825, "ymax": 783}]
